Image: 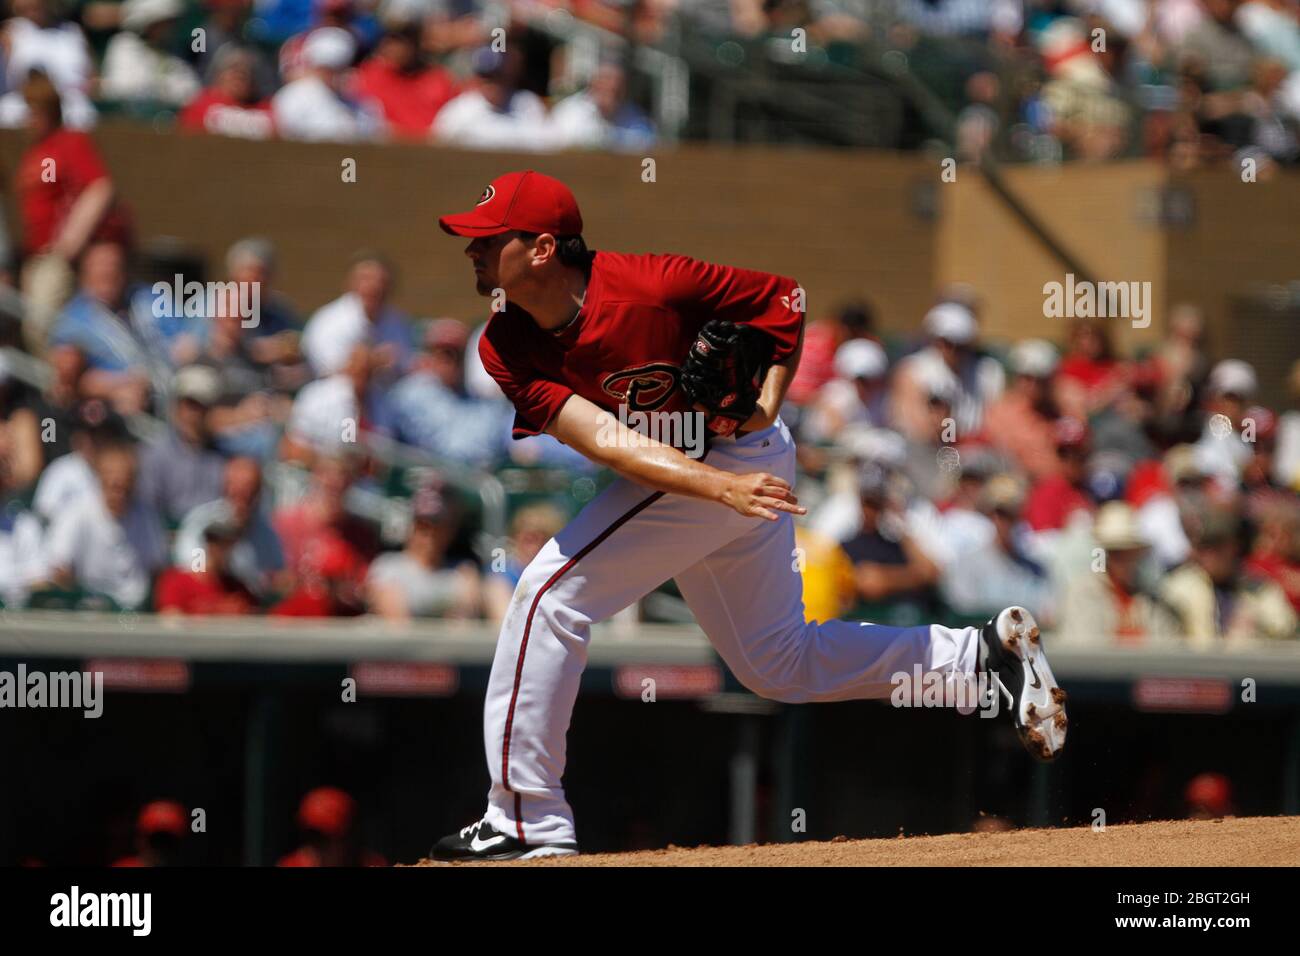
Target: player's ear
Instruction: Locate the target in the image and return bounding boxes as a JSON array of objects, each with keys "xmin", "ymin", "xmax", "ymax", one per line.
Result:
[{"xmin": 530, "ymin": 233, "xmax": 558, "ymax": 266}]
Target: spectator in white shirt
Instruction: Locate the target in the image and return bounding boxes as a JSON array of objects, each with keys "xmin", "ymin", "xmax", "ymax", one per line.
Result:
[
  {"xmin": 299, "ymin": 252, "xmax": 412, "ymax": 379},
  {"xmin": 1, "ymin": 0, "xmax": 92, "ymax": 96},
  {"xmin": 271, "ymin": 26, "xmax": 384, "ymax": 142},
  {"xmin": 549, "ymin": 61, "xmax": 656, "ymax": 152},
  {"xmin": 100, "ymin": 0, "xmax": 202, "ymax": 107},
  {"xmin": 432, "ymin": 45, "xmax": 553, "ymax": 151},
  {"xmin": 39, "ymin": 440, "xmax": 167, "ymax": 609}
]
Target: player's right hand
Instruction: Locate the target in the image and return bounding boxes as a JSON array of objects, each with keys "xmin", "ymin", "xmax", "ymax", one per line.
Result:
[{"xmin": 720, "ymin": 472, "xmax": 806, "ymax": 522}]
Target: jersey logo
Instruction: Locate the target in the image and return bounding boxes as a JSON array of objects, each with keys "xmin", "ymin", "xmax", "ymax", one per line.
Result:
[
  {"xmin": 601, "ymin": 363, "xmax": 681, "ymax": 412},
  {"xmin": 477, "ymin": 185, "xmax": 496, "ymax": 205}
]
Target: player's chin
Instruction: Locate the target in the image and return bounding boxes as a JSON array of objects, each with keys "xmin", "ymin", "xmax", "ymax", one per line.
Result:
[{"xmin": 473, "ymin": 274, "xmax": 495, "ymax": 296}]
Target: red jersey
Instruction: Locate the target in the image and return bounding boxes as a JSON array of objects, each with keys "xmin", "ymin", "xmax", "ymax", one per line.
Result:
[
  {"xmin": 155, "ymin": 568, "xmax": 259, "ymax": 615},
  {"xmin": 352, "ymin": 58, "xmax": 458, "ymax": 138},
  {"xmin": 178, "ymin": 90, "xmax": 275, "ymax": 140},
  {"xmin": 478, "ymin": 251, "xmax": 803, "ymax": 440},
  {"xmin": 15, "ymin": 129, "xmax": 132, "ymax": 256}
]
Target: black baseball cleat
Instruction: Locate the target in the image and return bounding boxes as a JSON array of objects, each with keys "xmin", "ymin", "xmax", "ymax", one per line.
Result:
[
  {"xmin": 429, "ymin": 819, "xmax": 578, "ymax": 862},
  {"xmin": 978, "ymin": 606, "xmax": 1068, "ymax": 761}
]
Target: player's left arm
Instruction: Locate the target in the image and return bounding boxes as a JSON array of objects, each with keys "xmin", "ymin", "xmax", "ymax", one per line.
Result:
[{"xmin": 743, "ymin": 318, "xmax": 803, "ymax": 432}]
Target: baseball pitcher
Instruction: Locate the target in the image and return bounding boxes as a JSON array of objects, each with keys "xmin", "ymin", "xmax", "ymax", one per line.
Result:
[{"xmin": 429, "ymin": 171, "xmax": 1068, "ymax": 861}]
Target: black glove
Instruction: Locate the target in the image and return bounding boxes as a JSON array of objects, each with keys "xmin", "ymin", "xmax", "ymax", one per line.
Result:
[{"xmin": 679, "ymin": 319, "xmax": 776, "ymax": 438}]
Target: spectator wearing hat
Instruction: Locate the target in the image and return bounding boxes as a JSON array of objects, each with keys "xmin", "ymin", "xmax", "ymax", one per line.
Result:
[
  {"xmin": 388, "ymin": 318, "xmax": 511, "ymax": 469},
  {"xmin": 983, "ymin": 338, "xmax": 1062, "ymax": 481},
  {"xmin": 154, "ymin": 519, "xmax": 260, "ymax": 614},
  {"xmin": 941, "ymin": 474, "xmax": 1055, "ymax": 624},
  {"xmin": 194, "ymin": 310, "xmax": 290, "ymax": 460},
  {"xmin": 272, "ymin": 25, "xmax": 384, "ymax": 142},
  {"xmin": 550, "ymin": 60, "xmax": 656, "ymax": 153},
  {"xmin": 365, "ymin": 483, "xmax": 480, "ymax": 621},
  {"xmin": 300, "ymin": 252, "xmax": 411, "ymax": 379},
  {"xmin": 12, "ymin": 72, "xmax": 128, "ymax": 355},
  {"xmin": 1128, "ymin": 444, "xmax": 1209, "ymax": 570},
  {"xmin": 277, "ymin": 786, "xmax": 386, "ymax": 867},
  {"xmin": 136, "ymin": 366, "xmax": 228, "ymax": 525},
  {"xmin": 173, "ymin": 456, "xmax": 286, "ymax": 600},
  {"xmin": 801, "ymin": 337, "xmax": 890, "ymax": 444},
  {"xmin": 1194, "ymin": 358, "xmax": 1259, "ymax": 486},
  {"xmin": 1057, "ymin": 501, "xmax": 1180, "ymax": 647},
  {"xmin": 841, "ymin": 464, "xmax": 940, "ymax": 626},
  {"xmin": 278, "ymin": 0, "xmax": 373, "ymax": 83},
  {"xmin": 1158, "ymin": 506, "xmax": 1296, "ymax": 645},
  {"xmin": 897, "ymin": 358, "xmax": 963, "ymax": 503},
  {"xmin": 1036, "ymin": 16, "xmax": 1133, "ymax": 160},
  {"xmin": 352, "ymin": 12, "xmax": 458, "ymax": 139},
  {"xmin": 1023, "ymin": 417, "xmax": 1096, "ymax": 533},
  {"xmin": 112, "ymin": 800, "xmax": 188, "ymax": 867},
  {"xmin": 431, "ymin": 44, "xmax": 553, "ymax": 150},
  {"xmin": 100, "ymin": 0, "xmax": 201, "ymax": 106},
  {"xmin": 890, "ymin": 301, "xmax": 1004, "ymax": 443},
  {"xmin": 179, "ymin": 45, "xmax": 275, "ymax": 140},
  {"xmin": 39, "ymin": 438, "xmax": 166, "ymax": 609}
]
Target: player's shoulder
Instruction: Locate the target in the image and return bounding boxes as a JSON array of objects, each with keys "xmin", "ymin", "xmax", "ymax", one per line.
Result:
[{"xmin": 589, "ymin": 249, "xmax": 704, "ymax": 301}]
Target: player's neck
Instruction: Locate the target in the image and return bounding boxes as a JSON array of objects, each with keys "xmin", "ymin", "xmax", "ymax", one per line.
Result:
[{"xmin": 513, "ymin": 266, "xmax": 588, "ymax": 332}]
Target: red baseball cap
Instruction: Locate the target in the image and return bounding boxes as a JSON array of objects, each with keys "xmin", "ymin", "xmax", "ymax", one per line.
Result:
[
  {"xmin": 439, "ymin": 171, "xmax": 583, "ymax": 238},
  {"xmin": 137, "ymin": 800, "xmax": 187, "ymax": 838},
  {"xmin": 298, "ymin": 786, "xmax": 356, "ymax": 837}
]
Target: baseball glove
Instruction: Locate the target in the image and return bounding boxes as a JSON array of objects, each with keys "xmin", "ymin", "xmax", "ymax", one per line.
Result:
[{"xmin": 680, "ymin": 319, "xmax": 776, "ymax": 438}]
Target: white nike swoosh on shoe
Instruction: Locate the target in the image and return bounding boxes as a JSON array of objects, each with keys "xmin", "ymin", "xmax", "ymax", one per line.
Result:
[{"xmin": 469, "ymin": 834, "xmax": 508, "ymax": 852}]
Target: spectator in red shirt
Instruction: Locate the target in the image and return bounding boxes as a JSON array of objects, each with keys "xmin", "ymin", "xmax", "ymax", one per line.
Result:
[
  {"xmin": 271, "ymin": 455, "xmax": 379, "ymax": 614},
  {"xmin": 1055, "ymin": 317, "xmax": 1127, "ymax": 420},
  {"xmin": 786, "ymin": 300, "xmax": 876, "ymax": 407},
  {"xmin": 155, "ymin": 521, "xmax": 260, "ymax": 615},
  {"xmin": 178, "ymin": 45, "xmax": 274, "ymax": 140},
  {"xmin": 14, "ymin": 71, "xmax": 131, "ymax": 355},
  {"xmin": 1245, "ymin": 500, "xmax": 1300, "ymax": 614},
  {"xmin": 1024, "ymin": 416, "xmax": 1096, "ymax": 532},
  {"xmin": 352, "ymin": 15, "xmax": 458, "ymax": 140},
  {"xmin": 277, "ymin": 787, "xmax": 386, "ymax": 867},
  {"xmin": 112, "ymin": 800, "xmax": 187, "ymax": 867}
]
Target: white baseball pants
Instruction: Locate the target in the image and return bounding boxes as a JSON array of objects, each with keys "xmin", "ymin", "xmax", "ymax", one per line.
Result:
[{"xmin": 480, "ymin": 419, "xmax": 982, "ymax": 846}]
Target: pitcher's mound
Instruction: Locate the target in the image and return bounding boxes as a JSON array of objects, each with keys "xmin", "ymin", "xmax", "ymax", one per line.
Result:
[{"xmin": 410, "ymin": 816, "xmax": 1299, "ymax": 866}]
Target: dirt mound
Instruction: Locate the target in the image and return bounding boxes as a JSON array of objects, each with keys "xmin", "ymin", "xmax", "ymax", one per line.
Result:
[{"xmin": 410, "ymin": 816, "xmax": 1299, "ymax": 866}]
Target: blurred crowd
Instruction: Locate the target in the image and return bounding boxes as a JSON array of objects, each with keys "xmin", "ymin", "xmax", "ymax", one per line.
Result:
[
  {"xmin": 786, "ymin": 294, "xmax": 1300, "ymax": 647},
  {"xmin": 2, "ymin": 1, "xmax": 1299, "ymax": 164},
  {"xmin": 1, "ymin": 25, "xmax": 1299, "ymax": 642},
  {"xmin": 0, "ymin": 222, "xmax": 1297, "ymax": 645}
]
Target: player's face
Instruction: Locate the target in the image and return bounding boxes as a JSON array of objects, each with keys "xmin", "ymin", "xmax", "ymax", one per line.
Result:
[{"xmin": 464, "ymin": 232, "xmax": 532, "ymax": 297}]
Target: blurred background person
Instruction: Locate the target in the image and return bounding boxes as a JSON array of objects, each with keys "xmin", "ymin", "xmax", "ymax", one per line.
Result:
[
  {"xmin": 111, "ymin": 800, "xmax": 188, "ymax": 867},
  {"xmin": 352, "ymin": 8, "xmax": 458, "ymax": 140},
  {"xmin": 100, "ymin": 0, "xmax": 201, "ymax": 107},
  {"xmin": 272, "ymin": 26, "xmax": 383, "ymax": 142},
  {"xmin": 173, "ymin": 456, "xmax": 286, "ymax": 601},
  {"xmin": 277, "ymin": 786, "xmax": 386, "ymax": 866},
  {"xmin": 300, "ymin": 252, "xmax": 410, "ymax": 380},
  {"xmin": 38, "ymin": 438, "xmax": 166, "ymax": 609},
  {"xmin": 155, "ymin": 520, "xmax": 260, "ymax": 614},
  {"xmin": 1057, "ymin": 501, "xmax": 1180, "ymax": 647},
  {"xmin": 431, "ymin": 44, "xmax": 552, "ymax": 150},
  {"xmin": 135, "ymin": 366, "xmax": 228, "ymax": 526},
  {"xmin": 365, "ymin": 482, "xmax": 480, "ymax": 621},
  {"xmin": 178, "ymin": 45, "xmax": 275, "ymax": 140},
  {"xmin": 549, "ymin": 59, "xmax": 656, "ymax": 152},
  {"xmin": 483, "ymin": 501, "xmax": 565, "ymax": 622},
  {"xmin": 1158, "ymin": 506, "xmax": 1297, "ymax": 645}
]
